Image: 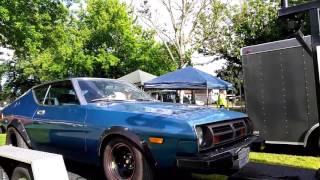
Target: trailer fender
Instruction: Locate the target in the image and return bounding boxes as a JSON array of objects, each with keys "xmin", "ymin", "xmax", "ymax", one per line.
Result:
[{"xmin": 304, "ymin": 123, "xmax": 319, "ymax": 147}]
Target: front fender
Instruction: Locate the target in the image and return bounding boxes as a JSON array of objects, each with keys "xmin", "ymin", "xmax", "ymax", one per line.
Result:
[{"xmin": 98, "ymin": 126, "xmax": 157, "ymax": 168}]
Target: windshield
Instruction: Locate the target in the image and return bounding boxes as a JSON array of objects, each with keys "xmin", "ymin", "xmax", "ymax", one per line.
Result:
[{"xmin": 77, "ymin": 79, "xmax": 153, "ymax": 102}]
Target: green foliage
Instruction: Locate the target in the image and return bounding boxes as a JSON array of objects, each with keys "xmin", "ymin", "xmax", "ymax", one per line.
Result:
[
  {"xmin": 0, "ymin": 0, "xmax": 176, "ymax": 99},
  {"xmin": 0, "ymin": 0, "xmax": 68, "ymax": 57},
  {"xmin": 205, "ymin": 0, "xmax": 308, "ymax": 94}
]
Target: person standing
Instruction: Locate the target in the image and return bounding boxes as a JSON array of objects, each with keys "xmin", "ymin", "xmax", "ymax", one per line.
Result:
[{"xmin": 217, "ymin": 89, "xmax": 227, "ymax": 108}]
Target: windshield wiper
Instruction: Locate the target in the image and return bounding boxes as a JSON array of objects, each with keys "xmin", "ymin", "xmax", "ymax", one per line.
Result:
[
  {"xmin": 91, "ymin": 97, "xmax": 153, "ymax": 102},
  {"xmin": 91, "ymin": 97, "xmax": 126, "ymax": 102},
  {"xmin": 135, "ymin": 98, "xmax": 153, "ymax": 101}
]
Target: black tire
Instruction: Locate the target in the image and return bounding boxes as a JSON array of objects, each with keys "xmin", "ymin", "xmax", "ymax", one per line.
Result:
[
  {"xmin": 307, "ymin": 128, "xmax": 320, "ymax": 153},
  {"xmin": 103, "ymin": 137, "xmax": 154, "ymax": 180},
  {"xmin": 0, "ymin": 165, "xmax": 9, "ymax": 180},
  {"xmin": 316, "ymin": 169, "xmax": 320, "ymax": 180},
  {"xmin": 11, "ymin": 164, "xmax": 33, "ymax": 180},
  {"xmin": 6, "ymin": 127, "xmax": 29, "ymax": 149}
]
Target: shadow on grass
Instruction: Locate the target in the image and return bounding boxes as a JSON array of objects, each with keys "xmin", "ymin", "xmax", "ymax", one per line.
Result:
[
  {"xmin": 259, "ymin": 144, "xmax": 319, "ymax": 156},
  {"xmin": 230, "ymin": 162, "xmax": 318, "ymax": 180}
]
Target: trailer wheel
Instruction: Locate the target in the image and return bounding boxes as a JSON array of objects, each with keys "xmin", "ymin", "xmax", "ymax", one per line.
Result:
[
  {"xmin": 0, "ymin": 165, "xmax": 9, "ymax": 180},
  {"xmin": 11, "ymin": 164, "xmax": 33, "ymax": 180},
  {"xmin": 307, "ymin": 128, "xmax": 320, "ymax": 152},
  {"xmin": 6, "ymin": 127, "xmax": 29, "ymax": 149}
]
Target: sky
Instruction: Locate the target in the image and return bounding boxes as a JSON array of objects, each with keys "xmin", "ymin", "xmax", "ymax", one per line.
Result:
[{"xmin": 125, "ymin": 0, "xmax": 242, "ymax": 76}]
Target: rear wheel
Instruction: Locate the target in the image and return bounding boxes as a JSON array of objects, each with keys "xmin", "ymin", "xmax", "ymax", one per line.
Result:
[
  {"xmin": 11, "ymin": 164, "xmax": 33, "ymax": 180},
  {"xmin": 307, "ymin": 128, "xmax": 320, "ymax": 153},
  {"xmin": 6, "ymin": 127, "xmax": 29, "ymax": 149},
  {"xmin": 103, "ymin": 137, "xmax": 154, "ymax": 180}
]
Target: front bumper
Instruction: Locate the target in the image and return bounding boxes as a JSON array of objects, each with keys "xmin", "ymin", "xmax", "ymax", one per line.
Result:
[{"xmin": 176, "ymin": 135, "xmax": 257, "ymax": 173}]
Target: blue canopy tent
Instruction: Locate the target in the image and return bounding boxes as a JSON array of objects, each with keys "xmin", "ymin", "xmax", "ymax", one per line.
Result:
[
  {"xmin": 144, "ymin": 67, "xmax": 233, "ymax": 105},
  {"xmin": 144, "ymin": 67, "xmax": 232, "ymax": 90}
]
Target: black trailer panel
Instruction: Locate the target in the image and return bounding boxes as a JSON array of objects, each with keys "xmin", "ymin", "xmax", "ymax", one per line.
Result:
[{"xmin": 242, "ymin": 36, "xmax": 319, "ymax": 145}]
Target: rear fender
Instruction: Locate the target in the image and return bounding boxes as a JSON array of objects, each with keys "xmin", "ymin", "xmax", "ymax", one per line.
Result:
[
  {"xmin": 304, "ymin": 123, "xmax": 319, "ymax": 147},
  {"xmin": 7, "ymin": 119, "xmax": 32, "ymax": 147}
]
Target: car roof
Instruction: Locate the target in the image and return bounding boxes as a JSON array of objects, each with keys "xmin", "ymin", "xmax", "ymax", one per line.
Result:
[{"xmin": 31, "ymin": 77, "xmax": 123, "ymax": 89}]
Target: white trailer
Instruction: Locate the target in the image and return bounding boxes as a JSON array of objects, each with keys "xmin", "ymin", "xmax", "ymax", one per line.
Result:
[{"xmin": 0, "ymin": 145, "xmax": 69, "ymax": 180}]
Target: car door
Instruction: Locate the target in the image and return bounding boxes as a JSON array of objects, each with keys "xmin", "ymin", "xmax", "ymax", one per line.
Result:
[{"xmin": 29, "ymin": 80, "xmax": 86, "ymax": 159}]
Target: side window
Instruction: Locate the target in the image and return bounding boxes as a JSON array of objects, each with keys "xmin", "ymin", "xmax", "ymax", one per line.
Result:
[
  {"xmin": 44, "ymin": 81, "xmax": 80, "ymax": 106},
  {"xmin": 33, "ymin": 85, "xmax": 50, "ymax": 104}
]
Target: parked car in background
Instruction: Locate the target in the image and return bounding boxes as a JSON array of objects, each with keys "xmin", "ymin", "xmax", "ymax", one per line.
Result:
[{"xmin": 0, "ymin": 78, "xmax": 256, "ymax": 179}]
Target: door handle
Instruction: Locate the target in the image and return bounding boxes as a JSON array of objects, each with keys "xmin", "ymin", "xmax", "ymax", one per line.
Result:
[
  {"xmin": 33, "ymin": 121, "xmax": 41, "ymax": 124},
  {"xmin": 36, "ymin": 110, "xmax": 46, "ymax": 116}
]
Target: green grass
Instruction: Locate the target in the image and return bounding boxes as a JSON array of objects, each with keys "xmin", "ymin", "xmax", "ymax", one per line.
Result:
[
  {"xmin": 250, "ymin": 152, "xmax": 320, "ymax": 170},
  {"xmin": 192, "ymin": 152, "xmax": 320, "ymax": 180},
  {"xmin": 0, "ymin": 134, "xmax": 6, "ymax": 146}
]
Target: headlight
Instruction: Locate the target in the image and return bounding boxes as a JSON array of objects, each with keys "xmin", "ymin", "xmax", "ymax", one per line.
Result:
[
  {"xmin": 195, "ymin": 126, "xmax": 213, "ymax": 149},
  {"xmin": 195, "ymin": 126, "xmax": 204, "ymax": 146}
]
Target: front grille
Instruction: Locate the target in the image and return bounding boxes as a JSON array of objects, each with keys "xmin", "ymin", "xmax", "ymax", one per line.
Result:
[
  {"xmin": 212, "ymin": 125, "xmax": 232, "ymax": 133},
  {"xmin": 199, "ymin": 119, "xmax": 248, "ymax": 151},
  {"xmin": 234, "ymin": 121, "xmax": 245, "ymax": 129},
  {"xmin": 234, "ymin": 121, "xmax": 246, "ymax": 139}
]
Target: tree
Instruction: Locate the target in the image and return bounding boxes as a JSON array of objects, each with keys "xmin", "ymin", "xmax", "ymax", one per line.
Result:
[
  {"xmin": 80, "ymin": 0, "xmax": 177, "ymax": 78},
  {"xmin": 0, "ymin": 0, "xmax": 177, "ymax": 99},
  {"xmin": 0, "ymin": 0, "xmax": 69, "ymax": 98},
  {"xmin": 139, "ymin": 0, "xmax": 210, "ymax": 68},
  {"xmin": 199, "ymin": 0, "xmax": 302, "ymax": 94}
]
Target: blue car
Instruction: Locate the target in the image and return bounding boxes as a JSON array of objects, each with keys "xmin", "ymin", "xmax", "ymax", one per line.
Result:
[{"xmin": 0, "ymin": 78, "xmax": 256, "ymax": 179}]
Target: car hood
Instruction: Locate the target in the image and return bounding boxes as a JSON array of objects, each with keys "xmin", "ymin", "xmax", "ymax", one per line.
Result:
[{"xmin": 93, "ymin": 101, "xmax": 247, "ymax": 126}]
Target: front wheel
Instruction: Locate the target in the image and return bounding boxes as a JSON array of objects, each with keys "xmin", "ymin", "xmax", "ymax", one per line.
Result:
[{"xmin": 103, "ymin": 137, "xmax": 154, "ymax": 180}]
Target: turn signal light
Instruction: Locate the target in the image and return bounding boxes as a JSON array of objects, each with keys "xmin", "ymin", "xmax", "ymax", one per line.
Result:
[{"xmin": 149, "ymin": 137, "xmax": 164, "ymax": 144}]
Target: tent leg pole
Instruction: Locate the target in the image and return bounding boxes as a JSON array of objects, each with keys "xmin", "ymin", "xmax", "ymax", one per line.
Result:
[
  {"xmin": 239, "ymin": 82, "xmax": 243, "ymax": 112},
  {"xmin": 206, "ymin": 87, "xmax": 209, "ymax": 106}
]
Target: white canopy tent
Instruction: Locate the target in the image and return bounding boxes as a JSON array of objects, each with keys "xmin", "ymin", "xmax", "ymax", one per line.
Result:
[{"xmin": 118, "ymin": 69, "xmax": 157, "ymax": 86}]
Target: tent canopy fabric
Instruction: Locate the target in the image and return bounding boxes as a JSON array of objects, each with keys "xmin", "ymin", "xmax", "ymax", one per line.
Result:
[
  {"xmin": 118, "ymin": 69, "xmax": 157, "ymax": 85},
  {"xmin": 144, "ymin": 67, "xmax": 232, "ymax": 89}
]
